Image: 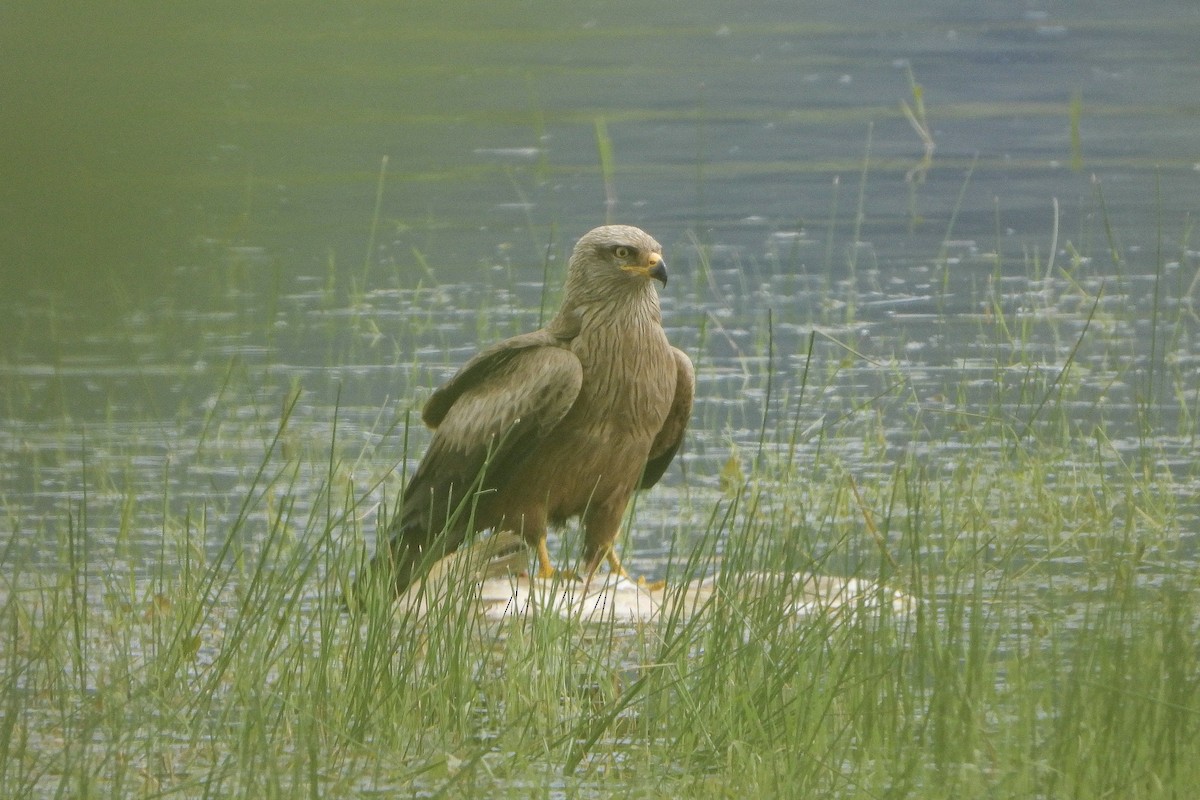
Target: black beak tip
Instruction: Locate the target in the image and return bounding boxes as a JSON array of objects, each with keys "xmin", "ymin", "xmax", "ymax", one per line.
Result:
[{"xmin": 649, "ymin": 260, "xmax": 668, "ymax": 286}]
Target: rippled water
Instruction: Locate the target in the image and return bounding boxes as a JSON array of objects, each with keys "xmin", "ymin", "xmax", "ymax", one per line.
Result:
[
  {"xmin": 2, "ymin": 1, "xmax": 1199, "ymax": 585},
  {"xmin": 4, "ymin": 237, "xmax": 1196, "ymax": 583}
]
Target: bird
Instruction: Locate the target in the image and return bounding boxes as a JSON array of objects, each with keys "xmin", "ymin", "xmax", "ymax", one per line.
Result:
[{"xmin": 361, "ymin": 224, "xmax": 694, "ymax": 599}]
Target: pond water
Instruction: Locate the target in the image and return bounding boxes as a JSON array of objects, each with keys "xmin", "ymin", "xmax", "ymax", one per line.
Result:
[{"xmin": 2, "ymin": 2, "xmax": 1198, "ymax": 583}]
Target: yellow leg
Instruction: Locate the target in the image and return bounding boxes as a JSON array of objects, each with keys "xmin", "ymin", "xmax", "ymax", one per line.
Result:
[
  {"xmin": 582, "ymin": 542, "xmax": 635, "ymax": 585},
  {"xmin": 535, "ymin": 537, "xmax": 556, "ymax": 579},
  {"xmin": 603, "ymin": 541, "xmax": 665, "ymax": 592},
  {"xmin": 535, "ymin": 537, "xmax": 579, "ymax": 581},
  {"xmin": 605, "ymin": 548, "xmax": 632, "ymax": 580}
]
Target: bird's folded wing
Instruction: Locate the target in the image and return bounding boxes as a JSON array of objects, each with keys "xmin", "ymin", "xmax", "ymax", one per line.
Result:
[
  {"xmin": 640, "ymin": 346, "xmax": 695, "ymax": 489},
  {"xmin": 402, "ymin": 340, "xmax": 584, "ymax": 522}
]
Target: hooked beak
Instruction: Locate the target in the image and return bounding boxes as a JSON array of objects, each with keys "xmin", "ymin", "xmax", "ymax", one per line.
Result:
[
  {"xmin": 619, "ymin": 252, "xmax": 668, "ymax": 285},
  {"xmin": 647, "ymin": 253, "xmax": 668, "ymax": 286}
]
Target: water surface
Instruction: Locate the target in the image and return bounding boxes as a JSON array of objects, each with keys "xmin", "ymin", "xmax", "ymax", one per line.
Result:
[{"xmin": 2, "ymin": 1, "xmax": 1198, "ymax": 584}]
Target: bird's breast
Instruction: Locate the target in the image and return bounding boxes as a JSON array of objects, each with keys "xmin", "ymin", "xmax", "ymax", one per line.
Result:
[{"xmin": 568, "ymin": 318, "xmax": 675, "ymax": 438}]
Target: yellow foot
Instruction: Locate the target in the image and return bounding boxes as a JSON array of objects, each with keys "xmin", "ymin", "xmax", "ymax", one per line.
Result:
[
  {"xmin": 534, "ymin": 565, "xmax": 581, "ymax": 582},
  {"xmin": 604, "ymin": 549, "xmax": 632, "ymax": 581},
  {"xmin": 583, "ymin": 553, "xmax": 661, "ymax": 591},
  {"xmin": 605, "ymin": 550, "xmax": 663, "ymax": 591},
  {"xmin": 534, "ymin": 537, "xmax": 580, "ymax": 581},
  {"xmin": 637, "ymin": 576, "xmax": 667, "ymax": 592}
]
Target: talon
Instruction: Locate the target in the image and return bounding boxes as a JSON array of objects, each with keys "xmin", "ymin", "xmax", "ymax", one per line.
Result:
[
  {"xmin": 536, "ymin": 538, "xmax": 580, "ymax": 581},
  {"xmin": 637, "ymin": 576, "xmax": 667, "ymax": 592},
  {"xmin": 536, "ymin": 564, "xmax": 581, "ymax": 582}
]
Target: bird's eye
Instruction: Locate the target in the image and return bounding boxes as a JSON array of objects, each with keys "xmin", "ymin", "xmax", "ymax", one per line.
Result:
[{"xmin": 613, "ymin": 246, "xmax": 633, "ymax": 260}]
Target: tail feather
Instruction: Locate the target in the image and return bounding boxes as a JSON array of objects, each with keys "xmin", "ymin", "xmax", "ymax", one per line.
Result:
[
  {"xmin": 349, "ymin": 451, "xmax": 507, "ymax": 606},
  {"xmin": 370, "ymin": 516, "xmax": 469, "ymax": 598},
  {"xmin": 347, "ymin": 528, "xmax": 528, "ymax": 615}
]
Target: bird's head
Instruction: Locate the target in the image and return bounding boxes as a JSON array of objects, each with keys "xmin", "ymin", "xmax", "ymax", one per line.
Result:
[{"xmin": 568, "ymin": 225, "xmax": 667, "ymax": 295}]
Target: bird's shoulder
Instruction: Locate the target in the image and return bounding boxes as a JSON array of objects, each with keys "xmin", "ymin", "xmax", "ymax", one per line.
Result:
[{"xmin": 420, "ymin": 329, "xmax": 580, "ymax": 429}]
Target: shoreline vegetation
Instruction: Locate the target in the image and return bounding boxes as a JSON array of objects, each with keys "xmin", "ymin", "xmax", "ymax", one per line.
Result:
[
  {"xmin": 3, "ymin": 159, "xmax": 1198, "ymax": 795},
  {"xmin": 2, "ymin": 419, "xmax": 1195, "ymax": 796}
]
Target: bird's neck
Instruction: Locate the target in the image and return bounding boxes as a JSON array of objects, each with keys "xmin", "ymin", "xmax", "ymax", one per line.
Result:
[{"xmin": 551, "ymin": 283, "xmax": 661, "ymax": 338}]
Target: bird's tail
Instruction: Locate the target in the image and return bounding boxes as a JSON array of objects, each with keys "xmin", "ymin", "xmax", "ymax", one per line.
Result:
[
  {"xmin": 347, "ymin": 525, "xmax": 526, "ymax": 614},
  {"xmin": 395, "ymin": 530, "xmax": 527, "ymax": 614},
  {"xmin": 350, "ymin": 515, "xmax": 464, "ymax": 604},
  {"xmin": 348, "ymin": 456, "xmax": 507, "ymax": 607}
]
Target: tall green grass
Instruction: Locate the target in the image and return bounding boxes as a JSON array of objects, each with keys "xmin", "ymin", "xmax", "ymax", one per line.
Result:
[{"xmin": 2, "ymin": 325, "xmax": 1197, "ymax": 798}]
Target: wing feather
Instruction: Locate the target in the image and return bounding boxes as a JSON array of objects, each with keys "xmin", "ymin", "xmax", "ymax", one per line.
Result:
[
  {"xmin": 640, "ymin": 347, "xmax": 695, "ymax": 489},
  {"xmin": 388, "ymin": 340, "xmax": 582, "ymax": 553}
]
